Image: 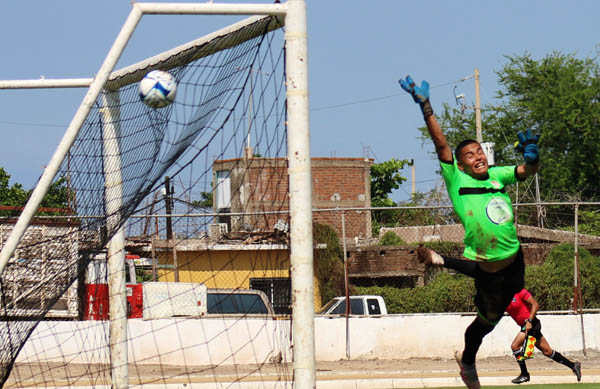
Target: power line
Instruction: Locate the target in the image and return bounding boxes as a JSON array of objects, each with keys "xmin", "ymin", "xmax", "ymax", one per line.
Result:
[
  {"xmin": 0, "ymin": 75, "xmax": 476, "ymax": 128},
  {"xmin": 0, "ymin": 120, "xmax": 65, "ymax": 128},
  {"xmin": 311, "ymin": 75, "xmax": 475, "ymax": 112}
]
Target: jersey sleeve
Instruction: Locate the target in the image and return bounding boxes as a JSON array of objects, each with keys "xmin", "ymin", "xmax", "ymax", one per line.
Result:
[
  {"xmin": 439, "ymin": 159, "xmax": 458, "ymax": 190},
  {"xmin": 490, "ymin": 165, "xmax": 519, "ymax": 185}
]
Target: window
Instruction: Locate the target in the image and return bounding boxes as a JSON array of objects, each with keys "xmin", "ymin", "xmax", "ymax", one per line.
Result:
[
  {"xmin": 215, "ymin": 170, "xmax": 231, "ymax": 210},
  {"xmin": 207, "ymin": 292, "xmax": 268, "ymax": 314},
  {"xmin": 250, "ymin": 278, "xmax": 291, "ymax": 314},
  {"xmin": 330, "ymin": 298, "xmax": 364, "ymax": 315},
  {"xmin": 366, "ymin": 298, "xmax": 381, "ymax": 315}
]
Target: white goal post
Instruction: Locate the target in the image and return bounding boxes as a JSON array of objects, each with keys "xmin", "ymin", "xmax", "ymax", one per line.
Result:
[{"xmin": 0, "ymin": 2, "xmax": 314, "ymax": 389}]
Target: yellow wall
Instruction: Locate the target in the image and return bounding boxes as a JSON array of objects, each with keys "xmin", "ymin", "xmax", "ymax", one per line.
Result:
[{"xmin": 156, "ymin": 248, "xmax": 323, "ymax": 310}]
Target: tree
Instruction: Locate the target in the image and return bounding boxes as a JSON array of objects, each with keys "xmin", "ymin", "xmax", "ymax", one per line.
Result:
[
  {"xmin": 370, "ymin": 158, "xmax": 410, "ymax": 206},
  {"xmin": 0, "ymin": 168, "xmax": 29, "ymax": 211},
  {"xmin": 190, "ymin": 191, "xmax": 213, "ymax": 210},
  {"xmin": 370, "ymin": 158, "xmax": 409, "ymax": 234},
  {"xmin": 424, "ymin": 51, "xmax": 600, "ymax": 202},
  {"xmin": 369, "ymin": 159, "xmax": 457, "ymax": 233},
  {"xmin": 0, "ymin": 168, "xmax": 70, "ymax": 216}
]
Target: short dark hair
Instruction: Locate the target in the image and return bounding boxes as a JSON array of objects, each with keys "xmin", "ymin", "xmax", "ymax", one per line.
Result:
[{"xmin": 455, "ymin": 139, "xmax": 479, "ymax": 161}]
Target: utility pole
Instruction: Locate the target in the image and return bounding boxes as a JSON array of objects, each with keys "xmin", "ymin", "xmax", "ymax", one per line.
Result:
[
  {"xmin": 164, "ymin": 176, "xmax": 173, "ymax": 240},
  {"xmin": 474, "ymin": 68, "xmax": 482, "ymax": 143},
  {"xmin": 410, "ymin": 159, "xmax": 416, "ymax": 198}
]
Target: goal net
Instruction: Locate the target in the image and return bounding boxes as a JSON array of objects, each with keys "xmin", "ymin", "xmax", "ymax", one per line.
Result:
[{"xmin": 0, "ymin": 7, "xmax": 306, "ymax": 388}]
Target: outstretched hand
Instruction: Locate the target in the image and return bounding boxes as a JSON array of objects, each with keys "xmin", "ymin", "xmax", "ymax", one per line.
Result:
[
  {"xmin": 515, "ymin": 129, "xmax": 540, "ymax": 165},
  {"xmin": 399, "ymin": 75, "xmax": 430, "ymax": 104}
]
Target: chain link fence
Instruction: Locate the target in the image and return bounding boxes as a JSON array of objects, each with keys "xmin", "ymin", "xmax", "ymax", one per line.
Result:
[
  {"xmin": 312, "ymin": 202, "xmax": 600, "ymax": 313},
  {"xmin": 114, "ymin": 201, "xmax": 600, "ymax": 315}
]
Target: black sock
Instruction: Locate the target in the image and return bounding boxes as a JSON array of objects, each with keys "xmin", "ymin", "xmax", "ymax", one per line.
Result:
[
  {"xmin": 513, "ymin": 349, "xmax": 529, "ymax": 375},
  {"xmin": 517, "ymin": 359, "xmax": 528, "ymax": 375},
  {"xmin": 550, "ymin": 350, "xmax": 575, "ymax": 370},
  {"xmin": 462, "ymin": 319, "xmax": 494, "ymax": 365}
]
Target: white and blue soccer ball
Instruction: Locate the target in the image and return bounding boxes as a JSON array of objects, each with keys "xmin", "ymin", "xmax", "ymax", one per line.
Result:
[{"xmin": 139, "ymin": 70, "xmax": 177, "ymax": 108}]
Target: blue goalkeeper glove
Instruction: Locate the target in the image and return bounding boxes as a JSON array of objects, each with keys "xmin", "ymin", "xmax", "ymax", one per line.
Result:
[
  {"xmin": 515, "ymin": 129, "xmax": 540, "ymax": 165},
  {"xmin": 399, "ymin": 75, "xmax": 433, "ymax": 118}
]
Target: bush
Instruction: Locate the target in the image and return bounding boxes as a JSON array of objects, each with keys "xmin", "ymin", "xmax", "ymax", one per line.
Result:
[
  {"xmin": 526, "ymin": 243, "xmax": 600, "ymax": 310},
  {"xmin": 357, "ymin": 273, "xmax": 474, "ymax": 314},
  {"xmin": 313, "ymin": 223, "xmax": 346, "ymax": 306},
  {"xmin": 378, "ymin": 231, "xmax": 406, "ymax": 246},
  {"xmin": 356, "ymin": 242, "xmax": 600, "ymax": 313}
]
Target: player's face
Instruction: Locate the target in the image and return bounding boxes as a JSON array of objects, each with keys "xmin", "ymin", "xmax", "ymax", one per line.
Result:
[{"xmin": 457, "ymin": 142, "xmax": 489, "ymax": 179}]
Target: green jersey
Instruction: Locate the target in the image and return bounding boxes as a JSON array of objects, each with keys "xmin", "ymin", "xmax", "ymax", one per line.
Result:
[{"xmin": 440, "ymin": 159, "xmax": 521, "ymax": 262}]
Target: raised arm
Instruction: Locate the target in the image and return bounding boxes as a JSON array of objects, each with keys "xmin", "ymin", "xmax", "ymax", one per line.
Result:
[
  {"xmin": 514, "ymin": 129, "xmax": 541, "ymax": 179},
  {"xmin": 399, "ymin": 75, "xmax": 453, "ymax": 163}
]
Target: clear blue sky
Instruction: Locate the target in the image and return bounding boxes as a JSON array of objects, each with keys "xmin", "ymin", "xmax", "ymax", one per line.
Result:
[{"xmin": 1, "ymin": 1, "xmax": 598, "ymax": 203}]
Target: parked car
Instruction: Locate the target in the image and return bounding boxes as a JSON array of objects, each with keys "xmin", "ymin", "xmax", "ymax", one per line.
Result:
[
  {"xmin": 317, "ymin": 295, "xmax": 387, "ymax": 317},
  {"xmin": 207, "ymin": 288, "xmax": 275, "ymax": 316}
]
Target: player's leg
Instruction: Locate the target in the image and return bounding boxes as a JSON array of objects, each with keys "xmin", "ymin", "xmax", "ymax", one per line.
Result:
[
  {"xmin": 511, "ymin": 331, "xmax": 527, "ymax": 352},
  {"xmin": 511, "ymin": 330, "xmax": 530, "ymax": 384},
  {"xmin": 460, "ymin": 250, "xmax": 525, "ymax": 386},
  {"xmin": 536, "ymin": 335, "xmax": 582, "ymax": 381},
  {"xmin": 416, "ymin": 245, "xmax": 478, "ymax": 277},
  {"xmin": 455, "ymin": 284, "xmax": 502, "ymax": 389}
]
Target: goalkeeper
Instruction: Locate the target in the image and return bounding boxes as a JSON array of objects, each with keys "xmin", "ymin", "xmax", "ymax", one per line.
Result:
[
  {"xmin": 506, "ymin": 288, "xmax": 581, "ymax": 384},
  {"xmin": 400, "ymin": 75, "xmax": 540, "ymax": 389}
]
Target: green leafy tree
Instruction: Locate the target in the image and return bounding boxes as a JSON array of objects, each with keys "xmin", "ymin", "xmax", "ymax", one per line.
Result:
[
  {"xmin": 370, "ymin": 158, "xmax": 409, "ymax": 206},
  {"xmin": 370, "ymin": 158, "xmax": 409, "ymax": 234},
  {"xmin": 0, "ymin": 168, "xmax": 70, "ymax": 216},
  {"xmin": 190, "ymin": 191, "xmax": 213, "ymax": 209},
  {"xmin": 0, "ymin": 168, "xmax": 29, "ymax": 210},
  {"xmin": 40, "ymin": 177, "xmax": 70, "ymax": 209}
]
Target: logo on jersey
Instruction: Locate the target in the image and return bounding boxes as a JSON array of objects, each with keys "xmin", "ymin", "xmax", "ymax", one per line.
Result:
[
  {"xmin": 486, "ymin": 197, "xmax": 512, "ymax": 225},
  {"xmin": 490, "ymin": 180, "xmax": 501, "ymax": 189}
]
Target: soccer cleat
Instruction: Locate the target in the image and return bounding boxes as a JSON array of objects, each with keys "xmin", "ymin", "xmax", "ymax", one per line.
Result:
[
  {"xmin": 511, "ymin": 373, "xmax": 530, "ymax": 384},
  {"xmin": 455, "ymin": 351, "xmax": 481, "ymax": 389},
  {"xmin": 573, "ymin": 362, "xmax": 582, "ymax": 382}
]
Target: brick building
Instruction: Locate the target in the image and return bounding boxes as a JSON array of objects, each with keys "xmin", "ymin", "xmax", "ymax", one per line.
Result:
[
  {"xmin": 212, "ymin": 156, "xmax": 373, "ymax": 240},
  {"xmin": 347, "ymin": 246, "xmax": 426, "ymax": 288}
]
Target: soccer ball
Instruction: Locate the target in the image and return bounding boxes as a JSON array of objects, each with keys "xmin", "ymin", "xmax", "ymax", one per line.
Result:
[{"xmin": 139, "ymin": 70, "xmax": 177, "ymax": 108}]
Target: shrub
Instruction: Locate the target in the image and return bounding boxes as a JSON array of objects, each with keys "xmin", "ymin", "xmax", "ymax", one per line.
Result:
[
  {"xmin": 355, "ymin": 242, "xmax": 600, "ymax": 313},
  {"xmin": 313, "ymin": 223, "xmax": 346, "ymax": 305},
  {"xmin": 378, "ymin": 231, "xmax": 406, "ymax": 246},
  {"xmin": 357, "ymin": 273, "xmax": 474, "ymax": 314},
  {"xmin": 526, "ymin": 243, "xmax": 600, "ymax": 310}
]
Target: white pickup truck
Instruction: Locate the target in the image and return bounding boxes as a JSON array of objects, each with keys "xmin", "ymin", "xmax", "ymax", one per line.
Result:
[{"xmin": 316, "ymin": 295, "xmax": 387, "ymax": 317}]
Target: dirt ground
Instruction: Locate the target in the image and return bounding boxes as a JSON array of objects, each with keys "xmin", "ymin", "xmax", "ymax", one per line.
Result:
[
  {"xmin": 316, "ymin": 349, "xmax": 597, "ymax": 375},
  {"xmin": 5, "ymin": 349, "xmax": 598, "ymax": 387}
]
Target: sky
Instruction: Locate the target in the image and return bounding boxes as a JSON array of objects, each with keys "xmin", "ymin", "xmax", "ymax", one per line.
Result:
[{"xmin": 1, "ymin": 1, "xmax": 599, "ymax": 203}]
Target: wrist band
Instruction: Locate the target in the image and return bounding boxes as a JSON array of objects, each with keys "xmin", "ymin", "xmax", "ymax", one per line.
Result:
[{"xmin": 420, "ymin": 99, "xmax": 434, "ymax": 119}]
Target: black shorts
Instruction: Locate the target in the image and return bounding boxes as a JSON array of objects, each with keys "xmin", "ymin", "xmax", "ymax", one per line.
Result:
[
  {"xmin": 473, "ymin": 247, "xmax": 525, "ymax": 325},
  {"xmin": 520, "ymin": 317, "xmax": 543, "ymax": 342}
]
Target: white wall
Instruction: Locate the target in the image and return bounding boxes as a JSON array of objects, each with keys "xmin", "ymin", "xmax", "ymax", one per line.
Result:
[
  {"xmin": 14, "ymin": 313, "xmax": 598, "ymax": 365},
  {"xmin": 314, "ymin": 313, "xmax": 598, "ymax": 360}
]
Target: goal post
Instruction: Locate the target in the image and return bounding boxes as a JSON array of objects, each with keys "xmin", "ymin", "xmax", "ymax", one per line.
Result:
[
  {"xmin": 284, "ymin": 0, "xmax": 316, "ymax": 386},
  {"xmin": 0, "ymin": 2, "xmax": 314, "ymax": 388}
]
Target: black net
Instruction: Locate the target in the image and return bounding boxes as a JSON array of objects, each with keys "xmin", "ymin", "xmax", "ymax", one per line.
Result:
[{"xmin": 1, "ymin": 15, "xmax": 292, "ymax": 388}]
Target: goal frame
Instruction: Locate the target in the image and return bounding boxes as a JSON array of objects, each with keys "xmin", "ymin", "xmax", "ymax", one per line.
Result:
[{"xmin": 0, "ymin": 2, "xmax": 314, "ymax": 388}]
